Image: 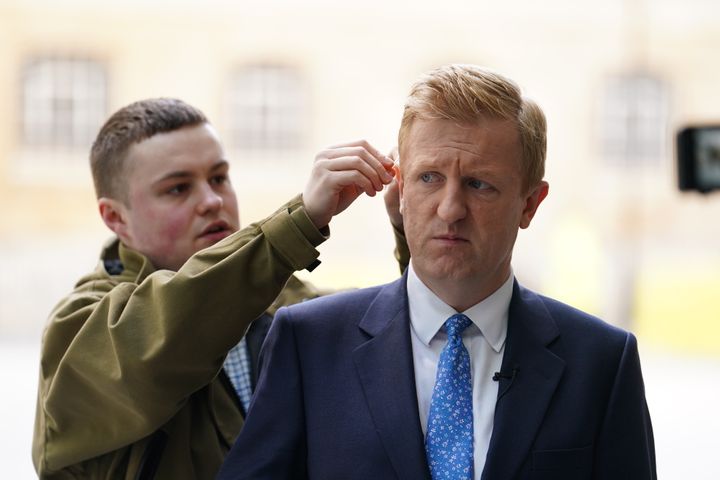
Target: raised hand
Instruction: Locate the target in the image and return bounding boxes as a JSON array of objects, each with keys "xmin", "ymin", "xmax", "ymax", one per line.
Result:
[{"xmin": 303, "ymin": 140, "xmax": 395, "ymax": 229}]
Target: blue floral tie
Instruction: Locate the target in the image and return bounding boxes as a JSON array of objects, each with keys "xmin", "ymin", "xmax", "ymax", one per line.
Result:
[{"xmin": 425, "ymin": 313, "xmax": 474, "ymax": 479}]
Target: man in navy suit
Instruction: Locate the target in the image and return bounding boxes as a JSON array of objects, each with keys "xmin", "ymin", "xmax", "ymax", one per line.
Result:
[{"xmin": 217, "ymin": 64, "xmax": 656, "ymax": 479}]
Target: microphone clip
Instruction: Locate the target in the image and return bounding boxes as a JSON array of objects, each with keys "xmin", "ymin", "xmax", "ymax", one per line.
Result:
[
  {"xmin": 492, "ymin": 368, "xmax": 518, "ymax": 381},
  {"xmin": 492, "ymin": 367, "xmax": 519, "ymax": 400}
]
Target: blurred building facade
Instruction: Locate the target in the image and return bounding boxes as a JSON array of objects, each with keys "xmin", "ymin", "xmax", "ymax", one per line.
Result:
[{"xmin": 1, "ymin": 0, "xmax": 719, "ymax": 352}]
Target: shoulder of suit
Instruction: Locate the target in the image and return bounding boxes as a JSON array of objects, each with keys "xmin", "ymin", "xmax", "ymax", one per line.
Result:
[
  {"xmin": 519, "ymin": 286, "xmax": 628, "ymax": 338},
  {"xmin": 277, "ymin": 282, "xmax": 388, "ymax": 317},
  {"xmin": 526, "ymin": 288, "xmax": 630, "ymax": 340}
]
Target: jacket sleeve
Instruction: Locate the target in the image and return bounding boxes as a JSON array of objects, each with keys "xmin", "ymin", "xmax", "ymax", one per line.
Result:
[
  {"xmin": 33, "ymin": 196, "xmax": 323, "ymax": 474},
  {"xmin": 216, "ymin": 306, "xmax": 308, "ymax": 480},
  {"xmin": 593, "ymin": 333, "xmax": 657, "ymax": 479}
]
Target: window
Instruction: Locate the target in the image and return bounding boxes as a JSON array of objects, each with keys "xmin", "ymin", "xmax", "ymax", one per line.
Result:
[
  {"xmin": 599, "ymin": 73, "xmax": 670, "ymax": 165},
  {"xmin": 225, "ymin": 65, "xmax": 308, "ymax": 153},
  {"xmin": 21, "ymin": 57, "xmax": 107, "ymax": 149}
]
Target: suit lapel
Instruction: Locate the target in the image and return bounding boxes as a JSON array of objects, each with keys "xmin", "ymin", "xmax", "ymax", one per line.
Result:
[
  {"xmin": 352, "ymin": 275, "xmax": 431, "ymax": 480},
  {"xmin": 482, "ymin": 282, "xmax": 565, "ymax": 480}
]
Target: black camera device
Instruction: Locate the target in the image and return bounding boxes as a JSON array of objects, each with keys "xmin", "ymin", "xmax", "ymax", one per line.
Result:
[{"xmin": 677, "ymin": 126, "xmax": 720, "ymax": 193}]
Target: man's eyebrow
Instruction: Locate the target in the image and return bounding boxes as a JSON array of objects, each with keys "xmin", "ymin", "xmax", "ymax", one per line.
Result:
[
  {"xmin": 153, "ymin": 171, "xmax": 192, "ymax": 185},
  {"xmin": 209, "ymin": 160, "xmax": 230, "ymax": 172},
  {"xmin": 152, "ymin": 160, "xmax": 229, "ymax": 185}
]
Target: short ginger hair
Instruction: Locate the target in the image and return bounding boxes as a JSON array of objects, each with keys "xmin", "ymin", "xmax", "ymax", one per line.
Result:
[{"xmin": 398, "ymin": 64, "xmax": 546, "ymax": 191}]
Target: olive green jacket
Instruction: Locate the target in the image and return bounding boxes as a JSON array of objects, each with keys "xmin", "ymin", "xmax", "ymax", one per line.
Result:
[{"xmin": 33, "ymin": 197, "xmax": 333, "ymax": 479}]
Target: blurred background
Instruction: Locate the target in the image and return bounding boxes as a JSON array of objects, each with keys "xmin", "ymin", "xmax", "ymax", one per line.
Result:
[{"xmin": 1, "ymin": 0, "xmax": 719, "ymax": 477}]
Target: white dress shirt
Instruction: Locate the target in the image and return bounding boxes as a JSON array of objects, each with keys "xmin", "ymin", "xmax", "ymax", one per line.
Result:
[{"xmin": 407, "ymin": 264, "xmax": 512, "ymax": 479}]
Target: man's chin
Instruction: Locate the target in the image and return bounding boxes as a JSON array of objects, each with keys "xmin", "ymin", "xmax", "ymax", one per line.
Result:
[{"xmin": 415, "ymin": 258, "xmax": 475, "ymax": 282}]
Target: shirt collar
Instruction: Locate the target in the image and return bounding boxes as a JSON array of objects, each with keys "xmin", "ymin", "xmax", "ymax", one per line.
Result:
[{"xmin": 406, "ymin": 264, "xmax": 512, "ymax": 353}]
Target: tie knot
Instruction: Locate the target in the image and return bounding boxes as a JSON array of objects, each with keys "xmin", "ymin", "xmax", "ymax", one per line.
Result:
[{"xmin": 445, "ymin": 313, "xmax": 472, "ymax": 338}]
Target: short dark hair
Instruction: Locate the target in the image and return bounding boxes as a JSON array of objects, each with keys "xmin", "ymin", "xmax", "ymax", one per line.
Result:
[{"xmin": 90, "ymin": 98, "xmax": 208, "ymax": 201}]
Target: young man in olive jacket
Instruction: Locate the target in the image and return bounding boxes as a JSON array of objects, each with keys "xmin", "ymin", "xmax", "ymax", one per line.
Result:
[{"xmin": 32, "ymin": 98, "xmax": 408, "ymax": 479}]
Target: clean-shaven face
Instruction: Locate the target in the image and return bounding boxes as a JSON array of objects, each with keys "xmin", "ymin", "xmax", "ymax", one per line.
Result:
[
  {"xmin": 399, "ymin": 117, "xmax": 547, "ymax": 308},
  {"xmin": 119, "ymin": 123, "xmax": 240, "ymax": 271}
]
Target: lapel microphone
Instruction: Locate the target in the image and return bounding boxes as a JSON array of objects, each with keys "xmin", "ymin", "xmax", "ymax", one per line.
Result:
[
  {"xmin": 492, "ymin": 368, "xmax": 518, "ymax": 381},
  {"xmin": 492, "ymin": 367, "xmax": 519, "ymax": 400}
]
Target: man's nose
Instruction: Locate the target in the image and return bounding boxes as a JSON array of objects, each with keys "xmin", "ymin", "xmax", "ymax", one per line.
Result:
[
  {"xmin": 436, "ymin": 183, "xmax": 467, "ymax": 223},
  {"xmin": 197, "ymin": 185, "xmax": 223, "ymax": 214}
]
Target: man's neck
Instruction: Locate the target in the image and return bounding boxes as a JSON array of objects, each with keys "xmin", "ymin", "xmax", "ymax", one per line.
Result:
[{"xmin": 411, "ymin": 263, "xmax": 511, "ymax": 312}]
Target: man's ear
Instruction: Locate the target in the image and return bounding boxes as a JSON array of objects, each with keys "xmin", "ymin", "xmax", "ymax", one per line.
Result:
[
  {"xmin": 98, "ymin": 198, "xmax": 130, "ymax": 241},
  {"xmin": 519, "ymin": 181, "xmax": 549, "ymax": 229}
]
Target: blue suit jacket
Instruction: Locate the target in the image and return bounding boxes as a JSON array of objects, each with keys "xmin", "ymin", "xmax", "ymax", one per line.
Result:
[{"xmin": 217, "ymin": 276, "xmax": 656, "ymax": 479}]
